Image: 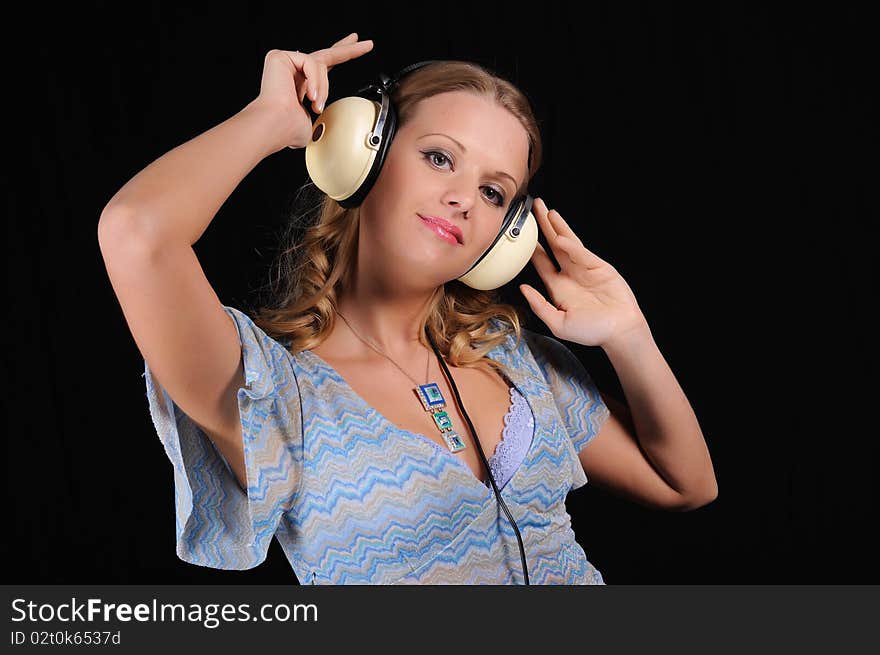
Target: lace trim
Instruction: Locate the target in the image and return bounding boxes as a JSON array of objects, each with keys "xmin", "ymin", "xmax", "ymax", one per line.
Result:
[{"xmin": 486, "ymin": 386, "xmax": 535, "ymax": 488}]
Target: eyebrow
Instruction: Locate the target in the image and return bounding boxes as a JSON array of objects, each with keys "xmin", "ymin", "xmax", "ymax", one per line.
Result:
[{"xmin": 419, "ymin": 132, "xmax": 520, "ymax": 191}]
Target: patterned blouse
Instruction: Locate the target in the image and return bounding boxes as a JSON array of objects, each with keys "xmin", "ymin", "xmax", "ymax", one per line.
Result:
[{"xmin": 143, "ymin": 306, "xmax": 611, "ymax": 584}]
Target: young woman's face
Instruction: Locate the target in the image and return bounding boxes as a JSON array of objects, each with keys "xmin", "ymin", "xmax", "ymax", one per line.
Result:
[{"xmin": 357, "ymin": 90, "xmax": 531, "ymax": 290}]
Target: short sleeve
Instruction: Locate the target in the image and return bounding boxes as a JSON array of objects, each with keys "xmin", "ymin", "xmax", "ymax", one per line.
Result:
[
  {"xmin": 523, "ymin": 329, "xmax": 611, "ymax": 455},
  {"xmin": 142, "ymin": 304, "xmax": 304, "ymax": 570}
]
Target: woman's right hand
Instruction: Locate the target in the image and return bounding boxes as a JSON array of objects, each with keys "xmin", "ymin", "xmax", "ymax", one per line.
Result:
[{"xmin": 252, "ymin": 33, "xmax": 374, "ymax": 151}]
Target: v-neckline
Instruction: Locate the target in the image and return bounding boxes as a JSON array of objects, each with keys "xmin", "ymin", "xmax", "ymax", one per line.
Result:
[{"xmin": 298, "ymin": 345, "xmax": 537, "ymax": 492}]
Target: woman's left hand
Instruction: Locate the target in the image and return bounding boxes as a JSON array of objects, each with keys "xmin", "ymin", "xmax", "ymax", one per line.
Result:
[{"xmin": 519, "ymin": 198, "xmax": 650, "ymax": 348}]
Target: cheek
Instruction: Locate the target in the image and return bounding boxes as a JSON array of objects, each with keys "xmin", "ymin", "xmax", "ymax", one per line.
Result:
[{"xmin": 479, "ymin": 229, "xmax": 499, "ymax": 253}]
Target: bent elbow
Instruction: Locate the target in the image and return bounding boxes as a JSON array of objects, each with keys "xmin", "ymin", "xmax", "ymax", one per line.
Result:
[{"xmin": 678, "ymin": 485, "xmax": 718, "ymax": 512}]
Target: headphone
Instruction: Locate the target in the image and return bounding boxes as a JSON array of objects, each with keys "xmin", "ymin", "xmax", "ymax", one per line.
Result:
[
  {"xmin": 303, "ymin": 60, "xmax": 539, "ymax": 292},
  {"xmin": 303, "ymin": 60, "xmax": 534, "ymax": 583}
]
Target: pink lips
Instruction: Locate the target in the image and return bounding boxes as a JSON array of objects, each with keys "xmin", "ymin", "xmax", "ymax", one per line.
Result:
[{"xmin": 418, "ymin": 214, "xmax": 463, "ymax": 245}]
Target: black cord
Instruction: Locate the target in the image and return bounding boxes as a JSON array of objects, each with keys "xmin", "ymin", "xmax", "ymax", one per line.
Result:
[{"xmin": 425, "ymin": 329, "xmax": 530, "ymax": 585}]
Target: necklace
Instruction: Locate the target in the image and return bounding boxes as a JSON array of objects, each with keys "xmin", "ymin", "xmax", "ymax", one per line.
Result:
[{"xmin": 336, "ymin": 311, "xmax": 467, "ymax": 453}]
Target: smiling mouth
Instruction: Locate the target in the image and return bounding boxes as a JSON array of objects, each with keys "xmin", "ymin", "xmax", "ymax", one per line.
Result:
[{"xmin": 418, "ymin": 215, "xmax": 463, "ymax": 245}]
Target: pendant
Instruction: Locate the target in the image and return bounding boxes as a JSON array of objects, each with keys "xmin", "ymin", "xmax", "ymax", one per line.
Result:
[{"xmin": 416, "ymin": 382, "xmax": 467, "ymax": 453}]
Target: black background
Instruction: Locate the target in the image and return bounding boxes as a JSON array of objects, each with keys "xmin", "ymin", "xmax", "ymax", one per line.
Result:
[{"xmin": 7, "ymin": 2, "xmax": 875, "ymax": 584}]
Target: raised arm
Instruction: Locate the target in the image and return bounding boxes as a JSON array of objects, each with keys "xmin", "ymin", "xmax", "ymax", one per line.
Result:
[
  {"xmin": 98, "ymin": 35, "xmax": 374, "ymax": 491},
  {"xmin": 98, "ymin": 99, "xmax": 287, "ymax": 491}
]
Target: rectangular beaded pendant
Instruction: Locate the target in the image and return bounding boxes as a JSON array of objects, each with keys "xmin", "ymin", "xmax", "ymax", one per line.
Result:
[{"xmin": 416, "ymin": 382, "xmax": 467, "ymax": 453}]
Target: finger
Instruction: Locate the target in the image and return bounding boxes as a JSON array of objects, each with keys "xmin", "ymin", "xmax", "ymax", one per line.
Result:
[
  {"xmin": 519, "ymin": 284, "xmax": 565, "ymax": 334},
  {"xmin": 289, "ymin": 49, "xmax": 329, "ymax": 110},
  {"xmin": 278, "ymin": 50, "xmax": 312, "ymax": 103},
  {"xmin": 315, "ymin": 61, "xmax": 329, "ymax": 112},
  {"xmin": 533, "ymin": 197, "xmax": 590, "ymax": 269},
  {"xmin": 326, "ymin": 32, "xmax": 361, "ymax": 71},
  {"xmin": 331, "ymin": 32, "xmax": 360, "ymax": 48},
  {"xmin": 533, "ymin": 198, "xmax": 571, "ymax": 267},
  {"xmin": 301, "ymin": 55, "xmax": 318, "ymax": 105},
  {"xmin": 554, "ymin": 235, "xmax": 585, "ymax": 265},
  {"xmin": 323, "ymin": 38, "xmax": 374, "ymax": 67},
  {"xmin": 539, "ymin": 198, "xmax": 583, "ymax": 246},
  {"xmin": 532, "ymin": 197, "xmax": 558, "ymax": 242},
  {"xmin": 529, "ymin": 241, "xmax": 563, "ymax": 295},
  {"xmin": 556, "ymin": 234, "xmax": 607, "ymax": 269}
]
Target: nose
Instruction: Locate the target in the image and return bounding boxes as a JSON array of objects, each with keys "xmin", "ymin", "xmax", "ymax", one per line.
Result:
[{"xmin": 440, "ymin": 180, "xmax": 477, "ymax": 218}]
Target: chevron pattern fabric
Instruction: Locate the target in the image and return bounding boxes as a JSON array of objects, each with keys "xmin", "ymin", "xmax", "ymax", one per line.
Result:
[{"xmin": 143, "ymin": 305, "xmax": 610, "ymax": 584}]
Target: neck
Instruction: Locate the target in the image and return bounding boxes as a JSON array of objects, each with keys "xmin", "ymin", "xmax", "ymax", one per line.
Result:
[{"xmin": 335, "ymin": 285, "xmax": 439, "ymax": 360}]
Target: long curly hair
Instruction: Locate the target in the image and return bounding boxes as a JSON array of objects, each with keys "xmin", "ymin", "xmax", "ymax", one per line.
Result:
[{"xmin": 250, "ymin": 60, "xmax": 543, "ymax": 379}]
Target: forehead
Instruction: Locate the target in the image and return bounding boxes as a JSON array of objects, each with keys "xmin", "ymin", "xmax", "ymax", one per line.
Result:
[{"xmin": 399, "ymin": 91, "xmax": 530, "ymax": 182}]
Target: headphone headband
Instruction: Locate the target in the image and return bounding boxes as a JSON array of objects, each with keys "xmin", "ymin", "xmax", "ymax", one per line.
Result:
[
  {"xmin": 354, "ymin": 61, "xmax": 447, "ymax": 153},
  {"xmin": 356, "ymin": 59, "xmax": 531, "ymax": 169},
  {"xmin": 357, "ymin": 59, "xmax": 445, "ymax": 97}
]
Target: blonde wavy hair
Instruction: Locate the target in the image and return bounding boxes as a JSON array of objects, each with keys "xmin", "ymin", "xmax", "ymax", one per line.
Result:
[{"xmin": 251, "ymin": 60, "xmax": 543, "ymax": 379}]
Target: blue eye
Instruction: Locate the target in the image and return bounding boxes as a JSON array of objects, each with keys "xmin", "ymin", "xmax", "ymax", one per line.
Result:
[{"xmin": 421, "ymin": 150, "xmax": 506, "ymax": 207}]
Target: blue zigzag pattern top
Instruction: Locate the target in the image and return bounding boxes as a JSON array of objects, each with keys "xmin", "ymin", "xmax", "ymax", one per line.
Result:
[{"xmin": 143, "ymin": 305, "xmax": 611, "ymax": 584}]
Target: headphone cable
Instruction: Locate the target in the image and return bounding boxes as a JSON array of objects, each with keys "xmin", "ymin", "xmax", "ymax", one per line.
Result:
[{"xmin": 426, "ymin": 329, "xmax": 530, "ymax": 585}]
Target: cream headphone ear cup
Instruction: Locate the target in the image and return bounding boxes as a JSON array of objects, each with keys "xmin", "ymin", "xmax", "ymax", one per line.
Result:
[
  {"xmin": 304, "ymin": 89, "xmax": 398, "ymax": 208},
  {"xmin": 456, "ymin": 195, "xmax": 538, "ymax": 291}
]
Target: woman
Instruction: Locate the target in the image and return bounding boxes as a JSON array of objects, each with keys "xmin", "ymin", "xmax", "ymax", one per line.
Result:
[{"xmin": 98, "ymin": 32, "xmax": 717, "ymax": 584}]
